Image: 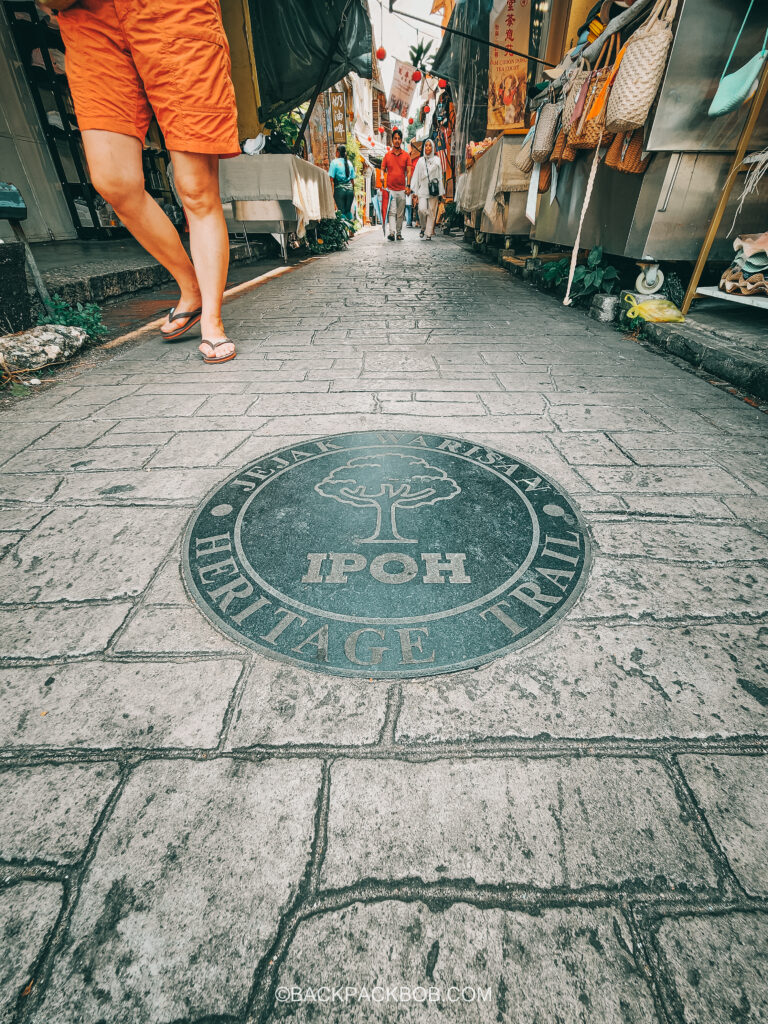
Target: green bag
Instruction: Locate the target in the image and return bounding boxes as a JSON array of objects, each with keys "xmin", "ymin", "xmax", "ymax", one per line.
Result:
[{"xmin": 709, "ymin": 0, "xmax": 768, "ymax": 117}]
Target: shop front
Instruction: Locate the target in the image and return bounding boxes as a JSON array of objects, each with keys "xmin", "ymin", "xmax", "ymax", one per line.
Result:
[
  {"xmin": 530, "ymin": 0, "xmax": 768, "ymax": 304},
  {"xmin": 0, "ymin": 0, "xmax": 372, "ymax": 245}
]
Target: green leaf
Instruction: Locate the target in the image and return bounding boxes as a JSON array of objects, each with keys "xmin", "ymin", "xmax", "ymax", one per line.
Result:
[{"xmin": 602, "ymin": 266, "xmax": 619, "ymax": 279}]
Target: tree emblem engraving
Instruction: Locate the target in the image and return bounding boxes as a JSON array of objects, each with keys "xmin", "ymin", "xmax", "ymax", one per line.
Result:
[{"xmin": 315, "ymin": 453, "xmax": 461, "ymax": 543}]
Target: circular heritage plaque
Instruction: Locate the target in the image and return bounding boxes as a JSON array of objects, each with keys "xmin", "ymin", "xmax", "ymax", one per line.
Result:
[{"xmin": 183, "ymin": 431, "xmax": 591, "ymax": 678}]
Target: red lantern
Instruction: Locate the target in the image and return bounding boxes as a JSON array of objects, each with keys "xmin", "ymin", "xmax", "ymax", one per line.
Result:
[
  {"xmin": 378, "ymin": 126, "xmax": 385, "ymax": 134},
  {"xmin": 424, "ymin": 104, "xmax": 430, "ymax": 113},
  {"xmin": 413, "ymin": 69, "xmax": 422, "ymax": 82},
  {"xmin": 408, "ymin": 117, "xmax": 414, "ymax": 124},
  {"xmin": 438, "ymin": 78, "xmax": 447, "ymax": 89},
  {"xmin": 376, "ymin": 47, "xmax": 386, "ymax": 60}
]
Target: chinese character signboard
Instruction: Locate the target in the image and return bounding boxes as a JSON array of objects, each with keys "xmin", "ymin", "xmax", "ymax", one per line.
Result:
[
  {"xmin": 487, "ymin": 0, "xmax": 531, "ymax": 132},
  {"xmin": 388, "ymin": 60, "xmax": 418, "ymax": 118},
  {"xmin": 330, "ymin": 92, "xmax": 347, "ymax": 144},
  {"xmin": 307, "ymin": 94, "xmax": 331, "ymax": 169}
]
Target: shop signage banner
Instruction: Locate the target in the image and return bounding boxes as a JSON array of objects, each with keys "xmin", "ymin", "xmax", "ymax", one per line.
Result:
[
  {"xmin": 307, "ymin": 94, "xmax": 331, "ymax": 169},
  {"xmin": 388, "ymin": 60, "xmax": 418, "ymax": 118},
  {"xmin": 330, "ymin": 91, "xmax": 347, "ymax": 144},
  {"xmin": 487, "ymin": 0, "xmax": 531, "ymax": 132}
]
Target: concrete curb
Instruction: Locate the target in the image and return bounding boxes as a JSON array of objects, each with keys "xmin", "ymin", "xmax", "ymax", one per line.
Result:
[
  {"xmin": 29, "ymin": 241, "xmax": 256, "ymax": 313},
  {"xmin": 639, "ymin": 319, "xmax": 768, "ymax": 402}
]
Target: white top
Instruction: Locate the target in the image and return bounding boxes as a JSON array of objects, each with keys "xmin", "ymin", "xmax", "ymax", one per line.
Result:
[{"xmin": 410, "ymin": 154, "xmax": 445, "ymax": 204}]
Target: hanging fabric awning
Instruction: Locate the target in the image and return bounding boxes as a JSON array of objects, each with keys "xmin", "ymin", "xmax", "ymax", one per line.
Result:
[{"xmin": 248, "ymin": 0, "xmax": 373, "ymax": 121}]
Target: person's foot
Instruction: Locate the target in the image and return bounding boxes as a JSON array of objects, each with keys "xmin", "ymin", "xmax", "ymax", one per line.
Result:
[
  {"xmin": 198, "ymin": 315, "xmax": 235, "ymax": 363},
  {"xmin": 160, "ymin": 288, "xmax": 202, "ymax": 339},
  {"xmin": 419, "ymin": 230, "xmax": 425, "ymax": 238},
  {"xmin": 199, "ymin": 338, "xmax": 236, "ymax": 364},
  {"xmin": 388, "ymin": 233, "xmax": 395, "ymax": 241},
  {"xmin": 396, "ymin": 234, "xmax": 403, "ymax": 240}
]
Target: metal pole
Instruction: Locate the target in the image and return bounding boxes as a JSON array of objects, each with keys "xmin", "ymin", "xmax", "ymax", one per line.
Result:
[
  {"xmin": 292, "ymin": 0, "xmax": 356, "ymax": 153},
  {"xmin": 391, "ymin": 7, "xmax": 555, "ymax": 67},
  {"xmin": 682, "ymin": 59, "xmax": 768, "ymax": 315}
]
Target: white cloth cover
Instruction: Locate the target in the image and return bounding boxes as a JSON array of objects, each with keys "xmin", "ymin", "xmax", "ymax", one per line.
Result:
[
  {"xmin": 457, "ymin": 136, "xmax": 530, "ymax": 225},
  {"xmin": 219, "ymin": 154, "xmax": 336, "ymax": 237}
]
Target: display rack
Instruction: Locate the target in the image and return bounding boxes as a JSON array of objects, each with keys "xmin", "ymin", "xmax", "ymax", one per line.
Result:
[{"xmin": 682, "ymin": 59, "xmax": 768, "ymax": 314}]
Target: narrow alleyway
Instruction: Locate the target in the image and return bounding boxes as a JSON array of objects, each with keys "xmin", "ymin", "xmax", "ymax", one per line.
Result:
[{"xmin": 1, "ymin": 228, "xmax": 768, "ymax": 1023}]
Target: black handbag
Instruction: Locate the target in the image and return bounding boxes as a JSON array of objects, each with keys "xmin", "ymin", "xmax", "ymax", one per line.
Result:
[{"xmin": 425, "ymin": 158, "xmax": 440, "ymax": 197}]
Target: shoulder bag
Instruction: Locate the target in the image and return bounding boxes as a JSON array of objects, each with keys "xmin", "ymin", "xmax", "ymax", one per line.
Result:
[
  {"xmin": 605, "ymin": 0, "xmax": 678, "ymax": 133},
  {"xmin": 514, "ymin": 126, "xmax": 535, "ymax": 173},
  {"xmin": 570, "ymin": 34, "xmax": 618, "ymax": 150},
  {"xmin": 424, "ymin": 158, "xmax": 440, "ymax": 197},
  {"xmin": 562, "ymin": 60, "xmax": 592, "ymax": 136},
  {"xmin": 605, "ymin": 129, "xmax": 651, "ymax": 174},
  {"xmin": 531, "ymin": 92, "xmax": 563, "ymax": 164},
  {"xmin": 708, "ymin": 0, "xmax": 768, "ymax": 117}
]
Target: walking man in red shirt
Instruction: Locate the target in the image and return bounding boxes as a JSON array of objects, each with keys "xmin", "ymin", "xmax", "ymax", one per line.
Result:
[{"xmin": 381, "ymin": 128, "xmax": 410, "ymax": 241}]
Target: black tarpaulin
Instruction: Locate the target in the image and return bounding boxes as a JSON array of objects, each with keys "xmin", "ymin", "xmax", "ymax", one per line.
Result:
[
  {"xmin": 432, "ymin": 0, "xmax": 492, "ymax": 172},
  {"xmin": 249, "ymin": 0, "xmax": 372, "ymax": 121}
]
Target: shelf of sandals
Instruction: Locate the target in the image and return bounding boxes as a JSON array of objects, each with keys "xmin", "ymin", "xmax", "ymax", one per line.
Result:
[
  {"xmin": 706, "ymin": 149, "xmax": 768, "ymax": 307},
  {"xmin": 689, "ymin": 0, "xmax": 768, "ymax": 311},
  {"xmin": 714, "ymin": 229, "xmax": 768, "ymax": 306}
]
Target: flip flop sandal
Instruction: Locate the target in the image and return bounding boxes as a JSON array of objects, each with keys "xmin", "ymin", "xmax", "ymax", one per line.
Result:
[
  {"xmin": 199, "ymin": 338, "xmax": 236, "ymax": 364},
  {"xmin": 161, "ymin": 306, "xmax": 202, "ymax": 342}
]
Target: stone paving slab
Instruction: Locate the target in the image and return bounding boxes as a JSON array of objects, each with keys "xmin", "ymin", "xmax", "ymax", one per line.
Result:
[
  {"xmin": 573, "ymin": 559, "xmax": 768, "ymax": 621},
  {"xmin": 677, "ymin": 754, "xmax": 768, "ymax": 897},
  {"xmin": 395, "ymin": 623, "xmax": 768, "ymax": 741},
  {"xmin": 0, "ymin": 602, "xmax": 131, "ymax": 660},
  {"xmin": 654, "ymin": 912, "xmax": 768, "ymax": 1024},
  {"xmin": 590, "ymin": 521, "xmax": 768, "ymax": 561},
  {"xmin": 272, "ymin": 902, "xmax": 658, "ymax": 1023},
  {"xmin": 320, "ymin": 757, "xmax": 716, "ymax": 891},
  {"xmin": 0, "ymin": 659, "xmax": 243, "ymax": 748},
  {"xmin": 0, "ymin": 763, "xmax": 119, "ymax": 863},
  {"xmin": 0, "ymin": 882, "xmax": 63, "ymax": 1023},
  {"xmin": 0, "ymin": 506, "xmax": 186, "ymax": 603},
  {"xmin": 32, "ymin": 759, "xmax": 321, "ymax": 1024},
  {"xmin": 227, "ymin": 660, "xmax": 387, "ymax": 748}
]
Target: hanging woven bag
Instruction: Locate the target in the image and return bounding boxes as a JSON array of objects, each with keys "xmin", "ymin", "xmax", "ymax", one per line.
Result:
[
  {"xmin": 570, "ymin": 35, "xmax": 618, "ymax": 150},
  {"xmin": 562, "ymin": 60, "xmax": 592, "ymax": 137},
  {"xmin": 537, "ymin": 162, "xmax": 553, "ymax": 193},
  {"xmin": 551, "ymin": 127, "xmax": 567, "ymax": 165},
  {"xmin": 514, "ymin": 126, "xmax": 535, "ymax": 173},
  {"xmin": 605, "ymin": 128, "xmax": 651, "ymax": 173},
  {"xmin": 531, "ymin": 99, "xmax": 563, "ymax": 164},
  {"xmin": 605, "ymin": 0, "xmax": 678, "ymax": 133}
]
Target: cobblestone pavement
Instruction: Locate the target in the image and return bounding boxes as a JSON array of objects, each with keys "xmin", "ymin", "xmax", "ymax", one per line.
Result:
[{"xmin": 2, "ymin": 229, "xmax": 768, "ymax": 1024}]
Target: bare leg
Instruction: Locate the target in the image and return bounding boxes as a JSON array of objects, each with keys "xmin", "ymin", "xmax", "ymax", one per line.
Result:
[
  {"xmin": 81, "ymin": 131, "xmax": 201, "ymax": 335},
  {"xmin": 171, "ymin": 151, "xmax": 233, "ymax": 359}
]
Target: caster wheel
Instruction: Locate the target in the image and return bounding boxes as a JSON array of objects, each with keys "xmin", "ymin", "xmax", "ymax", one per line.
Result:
[{"xmin": 635, "ymin": 267, "xmax": 664, "ymax": 294}]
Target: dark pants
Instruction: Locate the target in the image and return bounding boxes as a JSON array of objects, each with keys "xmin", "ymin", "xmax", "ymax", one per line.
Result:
[{"xmin": 334, "ymin": 186, "xmax": 354, "ymax": 218}]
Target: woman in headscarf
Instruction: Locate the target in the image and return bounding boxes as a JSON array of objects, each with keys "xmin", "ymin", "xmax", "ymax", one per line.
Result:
[
  {"xmin": 329, "ymin": 144, "xmax": 355, "ymax": 221},
  {"xmin": 409, "ymin": 138, "xmax": 445, "ymax": 240}
]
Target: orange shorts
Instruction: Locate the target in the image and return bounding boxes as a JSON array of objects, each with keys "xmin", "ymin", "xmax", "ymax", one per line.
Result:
[{"xmin": 58, "ymin": 0, "xmax": 240, "ymax": 156}]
